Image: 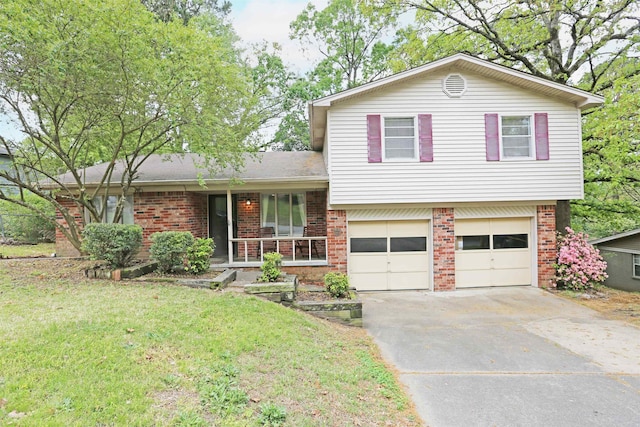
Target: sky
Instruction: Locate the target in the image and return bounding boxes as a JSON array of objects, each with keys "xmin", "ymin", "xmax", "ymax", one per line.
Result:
[{"xmin": 229, "ymin": 0, "xmax": 327, "ymax": 72}]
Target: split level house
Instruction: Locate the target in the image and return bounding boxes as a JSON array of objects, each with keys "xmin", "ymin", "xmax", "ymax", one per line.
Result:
[{"xmin": 54, "ymin": 54, "xmax": 604, "ymax": 291}]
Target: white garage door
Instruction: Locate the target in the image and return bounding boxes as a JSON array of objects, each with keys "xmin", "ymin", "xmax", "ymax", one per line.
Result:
[
  {"xmin": 455, "ymin": 218, "xmax": 532, "ymax": 288},
  {"xmin": 349, "ymin": 220, "xmax": 430, "ymax": 291}
]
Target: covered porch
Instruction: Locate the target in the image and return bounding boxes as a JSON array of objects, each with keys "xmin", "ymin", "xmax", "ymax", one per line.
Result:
[{"xmin": 208, "ymin": 189, "xmax": 328, "ymax": 267}]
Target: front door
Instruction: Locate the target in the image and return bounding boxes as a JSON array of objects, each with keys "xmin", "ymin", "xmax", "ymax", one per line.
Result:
[{"xmin": 209, "ymin": 195, "xmax": 236, "ymax": 258}]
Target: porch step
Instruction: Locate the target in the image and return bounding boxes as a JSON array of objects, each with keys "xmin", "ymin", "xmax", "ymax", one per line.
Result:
[{"xmin": 211, "ymin": 269, "xmax": 237, "ymax": 288}]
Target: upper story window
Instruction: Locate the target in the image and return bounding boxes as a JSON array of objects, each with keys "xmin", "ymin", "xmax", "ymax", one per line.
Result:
[
  {"xmin": 261, "ymin": 193, "xmax": 305, "ymax": 237},
  {"xmin": 89, "ymin": 195, "xmax": 134, "ymax": 224},
  {"xmin": 384, "ymin": 117, "xmax": 417, "ymax": 160},
  {"xmin": 367, "ymin": 114, "xmax": 433, "ymax": 163},
  {"xmin": 501, "ymin": 116, "xmax": 532, "ymax": 158},
  {"xmin": 485, "ymin": 113, "xmax": 548, "ymax": 161}
]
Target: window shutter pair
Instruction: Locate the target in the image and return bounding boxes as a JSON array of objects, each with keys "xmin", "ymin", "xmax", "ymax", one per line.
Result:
[
  {"xmin": 366, "ymin": 114, "xmax": 433, "ymax": 163},
  {"xmin": 484, "ymin": 113, "xmax": 549, "ymax": 161}
]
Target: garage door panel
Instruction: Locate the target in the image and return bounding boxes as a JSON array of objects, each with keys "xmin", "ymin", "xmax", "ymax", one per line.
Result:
[
  {"xmin": 348, "ymin": 219, "xmax": 430, "ymax": 291},
  {"xmin": 491, "ymin": 268, "xmax": 531, "ymax": 286},
  {"xmin": 492, "ymin": 250, "xmax": 530, "ymax": 269},
  {"xmin": 455, "ymin": 217, "xmax": 532, "ymax": 288},
  {"xmin": 456, "ymin": 219, "xmax": 490, "ymax": 235},
  {"xmin": 455, "ymin": 251, "xmax": 492, "ymax": 271},
  {"xmin": 389, "ymin": 272, "xmax": 428, "ymax": 290},
  {"xmin": 350, "ymin": 254, "xmax": 388, "ymax": 273},
  {"xmin": 456, "ymin": 270, "xmax": 492, "ymax": 288},
  {"xmin": 388, "ymin": 253, "xmax": 427, "ymax": 272},
  {"xmin": 490, "ymin": 218, "xmax": 530, "ymax": 234},
  {"xmin": 351, "ymin": 273, "xmax": 387, "ymax": 291},
  {"xmin": 387, "ymin": 220, "xmax": 429, "ymax": 237},
  {"xmin": 349, "ymin": 221, "xmax": 387, "ymax": 237}
]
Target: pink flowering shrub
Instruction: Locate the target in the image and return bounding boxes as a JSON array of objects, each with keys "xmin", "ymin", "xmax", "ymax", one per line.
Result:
[{"xmin": 555, "ymin": 227, "xmax": 608, "ymax": 291}]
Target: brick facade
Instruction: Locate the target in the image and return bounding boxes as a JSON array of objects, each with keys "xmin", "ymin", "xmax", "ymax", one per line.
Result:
[
  {"xmin": 55, "ymin": 198, "xmax": 85, "ymax": 257},
  {"xmin": 536, "ymin": 204, "xmax": 557, "ymax": 288},
  {"xmin": 134, "ymin": 192, "xmax": 208, "ymax": 257},
  {"xmin": 326, "ymin": 209, "xmax": 347, "ymax": 273},
  {"xmin": 432, "ymin": 208, "xmax": 456, "ymax": 291}
]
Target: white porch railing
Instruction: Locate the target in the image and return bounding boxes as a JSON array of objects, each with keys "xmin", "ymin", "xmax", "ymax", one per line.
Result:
[{"xmin": 229, "ymin": 236, "xmax": 328, "ymax": 264}]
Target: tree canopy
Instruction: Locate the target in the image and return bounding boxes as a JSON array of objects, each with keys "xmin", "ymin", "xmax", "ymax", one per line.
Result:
[{"xmin": 0, "ymin": 0, "xmax": 261, "ymax": 250}]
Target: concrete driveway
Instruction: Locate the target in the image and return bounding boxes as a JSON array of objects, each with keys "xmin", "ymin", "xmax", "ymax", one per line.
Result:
[{"xmin": 362, "ymin": 287, "xmax": 640, "ymax": 427}]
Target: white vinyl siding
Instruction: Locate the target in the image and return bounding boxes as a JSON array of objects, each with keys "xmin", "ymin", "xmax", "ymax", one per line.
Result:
[
  {"xmin": 326, "ymin": 70, "xmax": 583, "ymax": 205},
  {"xmin": 384, "ymin": 117, "xmax": 417, "ymax": 160},
  {"xmin": 501, "ymin": 116, "xmax": 532, "ymax": 159}
]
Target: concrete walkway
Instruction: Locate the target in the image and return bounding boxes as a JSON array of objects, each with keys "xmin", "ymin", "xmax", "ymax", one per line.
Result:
[{"xmin": 361, "ymin": 288, "xmax": 640, "ymax": 427}]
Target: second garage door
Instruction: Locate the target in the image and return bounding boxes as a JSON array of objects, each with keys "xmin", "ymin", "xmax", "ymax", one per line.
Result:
[
  {"xmin": 455, "ymin": 217, "xmax": 532, "ymax": 288},
  {"xmin": 349, "ymin": 220, "xmax": 430, "ymax": 291}
]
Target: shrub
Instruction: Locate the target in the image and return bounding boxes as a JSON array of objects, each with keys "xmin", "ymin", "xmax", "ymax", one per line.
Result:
[
  {"xmin": 259, "ymin": 252, "xmax": 282, "ymax": 282},
  {"xmin": 186, "ymin": 237, "xmax": 215, "ymax": 275},
  {"xmin": 324, "ymin": 272, "xmax": 350, "ymax": 298},
  {"xmin": 81, "ymin": 223, "xmax": 143, "ymax": 268},
  {"xmin": 0, "ymin": 194, "xmax": 55, "ymax": 243},
  {"xmin": 555, "ymin": 227, "xmax": 608, "ymax": 291},
  {"xmin": 150, "ymin": 231, "xmax": 194, "ymax": 273}
]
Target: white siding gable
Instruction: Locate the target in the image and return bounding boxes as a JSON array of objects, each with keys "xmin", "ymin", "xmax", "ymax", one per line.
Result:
[{"xmin": 326, "ymin": 69, "xmax": 584, "ymax": 205}]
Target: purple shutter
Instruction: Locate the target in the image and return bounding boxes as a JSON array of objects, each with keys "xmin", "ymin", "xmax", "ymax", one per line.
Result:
[
  {"xmin": 535, "ymin": 113, "xmax": 549, "ymax": 160},
  {"xmin": 367, "ymin": 114, "xmax": 382, "ymax": 163},
  {"xmin": 418, "ymin": 114, "xmax": 433, "ymax": 162},
  {"xmin": 485, "ymin": 113, "xmax": 500, "ymax": 161}
]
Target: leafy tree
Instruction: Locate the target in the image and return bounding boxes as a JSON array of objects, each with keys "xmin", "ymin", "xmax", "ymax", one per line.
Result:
[
  {"xmin": 141, "ymin": 0, "xmax": 231, "ymax": 24},
  {"xmin": 0, "ymin": 0, "xmax": 260, "ymax": 252},
  {"xmin": 273, "ymin": 0, "xmax": 399, "ymax": 150},
  {"xmin": 392, "ymin": 0, "xmax": 640, "ymax": 233}
]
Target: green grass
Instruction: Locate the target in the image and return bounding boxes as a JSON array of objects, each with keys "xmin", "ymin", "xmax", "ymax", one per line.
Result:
[
  {"xmin": 0, "ymin": 261, "xmax": 419, "ymax": 426},
  {"xmin": 0, "ymin": 242, "xmax": 55, "ymax": 258}
]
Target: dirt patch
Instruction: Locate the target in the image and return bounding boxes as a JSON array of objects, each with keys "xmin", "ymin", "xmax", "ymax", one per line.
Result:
[
  {"xmin": 554, "ymin": 287, "xmax": 640, "ymax": 327},
  {"xmin": 297, "ymin": 290, "xmax": 353, "ymax": 302}
]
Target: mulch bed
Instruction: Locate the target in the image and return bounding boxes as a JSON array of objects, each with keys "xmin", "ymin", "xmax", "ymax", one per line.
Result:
[{"xmin": 296, "ymin": 290, "xmax": 353, "ymax": 302}]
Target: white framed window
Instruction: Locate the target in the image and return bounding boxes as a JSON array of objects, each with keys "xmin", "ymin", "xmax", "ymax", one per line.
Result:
[
  {"xmin": 383, "ymin": 117, "xmax": 417, "ymax": 161},
  {"xmin": 633, "ymin": 254, "xmax": 640, "ymax": 278},
  {"xmin": 501, "ymin": 115, "xmax": 533, "ymax": 159},
  {"xmin": 89, "ymin": 195, "xmax": 134, "ymax": 224},
  {"xmin": 260, "ymin": 193, "xmax": 305, "ymax": 237}
]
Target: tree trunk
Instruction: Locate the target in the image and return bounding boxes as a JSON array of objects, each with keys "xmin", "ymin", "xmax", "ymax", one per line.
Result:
[{"xmin": 555, "ymin": 200, "xmax": 571, "ymax": 234}]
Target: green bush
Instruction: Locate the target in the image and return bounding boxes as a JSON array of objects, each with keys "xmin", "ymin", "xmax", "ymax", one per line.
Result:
[
  {"xmin": 81, "ymin": 223, "xmax": 143, "ymax": 268},
  {"xmin": 0, "ymin": 194, "xmax": 55, "ymax": 243},
  {"xmin": 324, "ymin": 272, "xmax": 350, "ymax": 298},
  {"xmin": 150, "ymin": 231, "xmax": 194, "ymax": 273},
  {"xmin": 186, "ymin": 237, "xmax": 214, "ymax": 275},
  {"xmin": 259, "ymin": 252, "xmax": 282, "ymax": 282}
]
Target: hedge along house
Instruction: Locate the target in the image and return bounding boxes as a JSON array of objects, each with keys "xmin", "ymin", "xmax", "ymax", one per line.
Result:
[
  {"xmin": 54, "ymin": 151, "xmax": 336, "ymax": 279},
  {"xmin": 54, "ymin": 54, "xmax": 603, "ymax": 290}
]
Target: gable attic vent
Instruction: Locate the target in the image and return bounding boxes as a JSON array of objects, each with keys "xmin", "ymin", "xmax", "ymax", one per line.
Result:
[{"xmin": 443, "ymin": 73, "xmax": 467, "ymax": 98}]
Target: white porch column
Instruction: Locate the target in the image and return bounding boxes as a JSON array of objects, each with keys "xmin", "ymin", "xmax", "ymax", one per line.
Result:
[{"xmin": 226, "ymin": 189, "xmax": 233, "ymax": 264}]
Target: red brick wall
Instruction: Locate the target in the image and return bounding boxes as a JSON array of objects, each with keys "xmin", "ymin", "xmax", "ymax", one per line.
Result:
[
  {"xmin": 433, "ymin": 208, "xmax": 456, "ymax": 291},
  {"xmin": 236, "ymin": 193, "xmax": 261, "ymax": 258},
  {"xmin": 537, "ymin": 204, "xmax": 557, "ymax": 288},
  {"xmin": 305, "ymin": 190, "xmax": 327, "ymax": 255},
  {"xmin": 327, "ymin": 209, "xmax": 347, "ymax": 273},
  {"xmin": 55, "ymin": 198, "xmax": 84, "ymax": 257},
  {"xmin": 134, "ymin": 191, "xmax": 208, "ymax": 257}
]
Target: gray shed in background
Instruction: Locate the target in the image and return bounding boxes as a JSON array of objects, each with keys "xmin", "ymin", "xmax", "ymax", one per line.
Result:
[{"xmin": 591, "ymin": 229, "xmax": 640, "ymax": 292}]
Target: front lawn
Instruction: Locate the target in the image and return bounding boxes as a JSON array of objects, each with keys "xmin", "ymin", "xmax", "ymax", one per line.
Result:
[
  {"xmin": 0, "ymin": 259, "xmax": 419, "ymax": 426},
  {"xmin": 0, "ymin": 242, "xmax": 56, "ymax": 258}
]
